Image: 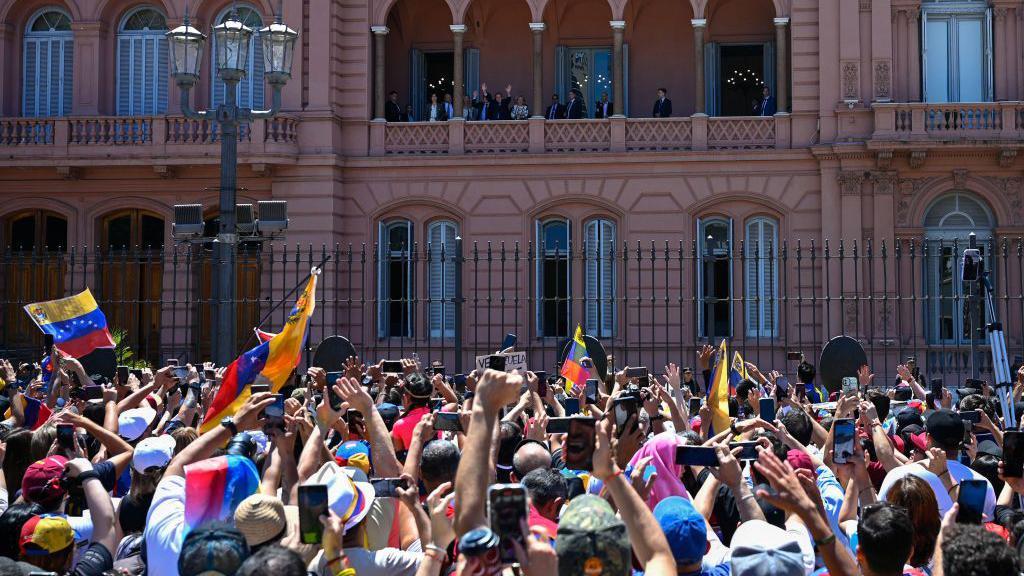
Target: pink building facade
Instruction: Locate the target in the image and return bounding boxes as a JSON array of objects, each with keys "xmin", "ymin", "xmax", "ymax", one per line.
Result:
[{"xmin": 1, "ymin": 0, "xmax": 1024, "ymax": 382}]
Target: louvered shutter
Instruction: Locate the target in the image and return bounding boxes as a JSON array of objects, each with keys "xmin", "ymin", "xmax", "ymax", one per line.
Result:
[
  {"xmin": 428, "ymin": 222, "xmax": 457, "ymax": 338},
  {"xmin": 117, "ymin": 36, "xmax": 132, "ymax": 115},
  {"xmin": 585, "ymin": 220, "xmax": 616, "ymax": 338},
  {"xmin": 157, "ymin": 37, "xmax": 169, "ymax": 112},
  {"xmin": 745, "ymin": 218, "xmax": 778, "ymax": 338},
  {"xmin": 23, "ymin": 40, "xmax": 38, "ymax": 116},
  {"xmin": 585, "ymin": 221, "xmax": 599, "ymax": 335},
  {"xmin": 60, "ymin": 37, "xmax": 72, "ymax": 115},
  {"xmin": 24, "ymin": 34, "xmax": 73, "ymax": 117},
  {"xmin": 599, "ymin": 220, "xmax": 615, "ymax": 337}
]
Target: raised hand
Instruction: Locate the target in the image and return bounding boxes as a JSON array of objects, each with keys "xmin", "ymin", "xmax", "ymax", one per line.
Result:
[
  {"xmin": 343, "ymin": 356, "xmax": 365, "ymax": 380},
  {"xmin": 335, "ymin": 376, "xmax": 373, "ymax": 415},
  {"xmin": 663, "ymin": 363, "xmax": 681, "ymax": 393},
  {"xmin": 698, "ymin": 344, "xmax": 714, "ymax": 370},
  {"xmin": 475, "ymin": 369, "xmax": 523, "ymax": 415},
  {"xmin": 857, "ymin": 365, "xmax": 875, "ymax": 388}
]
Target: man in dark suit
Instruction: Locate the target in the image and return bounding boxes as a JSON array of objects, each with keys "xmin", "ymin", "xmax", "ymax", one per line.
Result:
[
  {"xmin": 545, "ymin": 93, "xmax": 565, "ymax": 120},
  {"xmin": 594, "ymin": 91, "xmax": 614, "ymax": 118},
  {"xmin": 564, "ymin": 90, "xmax": 584, "ymax": 119},
  {"xmin": 492, "ymin": 92, "xmax": 512, "ymax": 120},
  {"xmin": 384, "ymin": 90, "xmax": 402, "ymax": 122},
  {"xmin": 652, "ymin": 88, "xmax": 672, "ymax": 118},
  {"xmin": 754, "ymin": 85, "xmax": 777, "ymax": 116}
]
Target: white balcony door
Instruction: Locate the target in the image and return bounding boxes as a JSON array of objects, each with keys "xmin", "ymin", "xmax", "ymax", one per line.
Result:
[
  {"xmin": 117, "ymin": 8, "xmax": 169, "ymax": 116},
  {"xmin": 23, "ymin": 9, "xmax": 73, "ymax": 117},
  {"xmin": 922, "ymin": 4, "xmax": 992, "ymax": 102}
]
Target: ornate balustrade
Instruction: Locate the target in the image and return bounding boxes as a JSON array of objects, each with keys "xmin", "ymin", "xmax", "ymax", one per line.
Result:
[{"xmin": 872, "ymin": 102, "xmax": 1024, "ymax": 141}]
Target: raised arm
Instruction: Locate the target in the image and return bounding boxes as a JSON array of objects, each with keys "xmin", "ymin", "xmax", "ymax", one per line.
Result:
[{"xmin": 336, "ymin": 376, "xmax": 401, "ymax": 477}]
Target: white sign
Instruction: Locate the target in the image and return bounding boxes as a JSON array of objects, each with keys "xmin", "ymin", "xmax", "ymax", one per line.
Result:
[{"xmin": 474, "ymin": 351, "xmax": 528, "ymax": 373}]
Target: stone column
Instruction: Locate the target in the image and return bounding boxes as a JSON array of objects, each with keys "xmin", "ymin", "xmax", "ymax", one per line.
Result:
[
  {"xmin": 451, "ymin": 24, "xmax": 466, "ymax": 116},
  {"xmin": 371, "ymin": 26, "xmax": 389, "ymax": 120},
  {"xmin": 610, "ymin": 20, "xmax": 625, "ymax": 117},
  {"xmin": 530, "ymin": 22, "xmax": 545, "ymax": 117},
  {"xmin": 907, "ymin": 9, "xmax": 920, "ymax": 101},
  {"xmin": 692, "ymin": 19, "xmax": 707, "ymax": 114},
  {"xmin": 774, "ymin": 18, "xmax": 789, "ymax": 112},
  {"xmin": 73, "ymin": 22, "xmax": 105, "ymax": 115}
]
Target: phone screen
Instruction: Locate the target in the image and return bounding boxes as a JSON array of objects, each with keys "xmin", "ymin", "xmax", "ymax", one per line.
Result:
[
  {"xmin": 1003, "ymin": 431, "xmax": 1024, "ymax": 478},
  {"xmin": 759, "ymin": 397, "xmax": 776, "ymax": 422},
  {"xmin": 433, "ymin": 412, "xmax": 463, "ymax": 432},
  {"xmin": 371, "ymin": 478, "xmax": 407, "ymax": 498},
  {"xmin": 57, "ymin": 423, "xmax": 75, "ymax": 449},
  {"xmin": 172, "ymin": 366, "xmax": 189, "ymax": 382},
  {"xmin": 564, "ymin": 418, "xmax": 596, "ymax": 471},
  {"xmin": 960, "ymin": 411, "xmax": 981, "ymax": 424},
  {"xmin": 729, "ymin": 441, "xmax": 760, "ymax": 461},
  {"xmin": 689, "ymin": 398, "xmax": 702, "ymax": 415},
  {"xmin": 382, "ymin": 360, "xmax": 403, "ymax": 374},
  {"xmin": 930, "ymin": 379, "xmax": 944, "ymax": 398},
  {"xmin": 501, "ymin": 333, "xmax": 517, "ymax": 350},
  {"xmin": 612, "ymin": 397, "xmax": 637, "ymax": 433},
  {"xmin": 957, "ymin": 479, "xmax": 988, "ymax": 524},
  {"xmin": 265, "ymin": 394, "xmax": 286, "ymax": 418},
  {"xmin": 563, "ymin": 398, "xmax": 580, "ymax": 416},
  {"xmin": 297, "ymin": 484, "xmax": 328, "ymax": 544},
  {"xmin": 584, "ymin": 379, "xmax": 599, "ymax": 404},
  {"xmin": 251, "ymin": 383, "xmax": 270, "ymax": 395},
  {"xmin": 81, "ymin": 386, "xmax": 103, "ymax": 401},
  {"xmin": 117, "ymin": 366, "xmax": 129, "ymax": 384},
  {"xmin": 487, "ymin": 355, "xmax": 507, "ymax": 371},
  {"xmin": 832, "ymin": 419, "xmax": 856, "ymax": 464},
  {"xmin": 488, "ymin": 484, "xmax": 528, "ymax": 564},
  {"xmin": 546, "ymin": 417, "xmax": 573, "ymax": 434},
  {"xmin": 625, "ymin": 366, "xmax": 647, "ymax": 378},
  {"xmin": 676, "ymin": 445, "xmax": 720, "ymax": 467}
]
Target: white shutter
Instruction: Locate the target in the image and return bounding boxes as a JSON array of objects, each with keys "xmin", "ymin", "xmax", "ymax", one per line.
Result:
[
  {"xmin": 599, "ymin": 220, "xmax": 615, "ymax": 337},
  {"xmin": 428, "ymin": 222, "xmax": 457, "ymax": 338},
  {"xmin": 585, "ymin": 220, "xmax": 599, "ymax": 335},
  {"xmin": 745, "ymin": 218, "xmax": 778, "ymax": 338}
]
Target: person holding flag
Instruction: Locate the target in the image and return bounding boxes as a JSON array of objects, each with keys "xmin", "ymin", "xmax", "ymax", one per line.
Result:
[
  {"xmin": 560, "ymin": 325, "xmax": 591, "ymax": 395},
  {"xmin": 23, "ymin": 288, "xmax": 115, "ymax": 362},
  {"xmin": 706, "ymin": 339, "xmax": 732, "ymax": 436}
]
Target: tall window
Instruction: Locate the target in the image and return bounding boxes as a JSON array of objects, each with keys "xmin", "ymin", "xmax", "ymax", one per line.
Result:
[
  {"xmin": 23, "ymin": 8, "xmax": 73, "ymax": 117},
  {"xmin": 923, "ymin": 192, "xmax": 994, "ymax": 344},
  {"xmin": 744, "ymin": 217, "xmax": 778, "ymax": 338},
  {"xmin": 427, "ymin": 221, "xmax": 457, "ymax": 338},
  {"xmin": 697, "ymin": 218, "xmax": 732, "ymax": 339},
  {"xmin": 3, "ymin": 211, "xmax": 67, "ymax": 351},
  {"xmin": 212, "ymin": 5, "xmax": 264, "ymax": 110},
  {"xmin": 584, "ymin": 219, "xmax": 615, "ymax": 338},
  {"xmin": 537, "ymin": 219, "xmax": 570, "ymax": 338},
  {"xmin": 922, "ymin": 2, "xmax": 992, "ymax": 102},
  {"xmin": 556, "ymin": 46, "xmax": 627, "ymax": 115},
  {"xmin": 117, "ymin": 7, "xmax": 169, "ymax": 115},
  {"xmin": 378, "ymin": 220, "xmax": 413, "ymax": 338}
]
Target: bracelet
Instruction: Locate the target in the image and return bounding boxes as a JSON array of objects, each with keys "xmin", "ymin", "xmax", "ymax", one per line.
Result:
[
  {"xmin": 730, "ymin": 422, "xmax": 739, "ymax": 436},
  {"xmin": 939, "ymin": 470, "xmax": 950, "ymax": 478},
  {"xmin": 425, "ymin": 544, "xmax": 448, "ymax": 560},
  {"xmin": 76, "ymin": 470, "xmax": 101, "ymax": 483},
  {"xmin": 740, "ymin": 492, "xmax": 757, "ymax": 503},
  {"xmin": 608, "ymin": 469, "xmax": 624, "ymax": 481},
  {"xmin": 813, "ymin": 533, "xmax": 836, "ymax": 547}
]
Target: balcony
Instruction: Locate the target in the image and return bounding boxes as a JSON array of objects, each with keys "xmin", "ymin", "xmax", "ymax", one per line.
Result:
[
  {"xmin": 871, "ymin": 102, "xmax": 1024, "ymax": 144},
  {"xmin": 370, "ymin": 114, "xmax": 792, "ymax": 156},
  {"xmin": 0, "ymin": 115, "xmax": 300, "ymax": 166}
]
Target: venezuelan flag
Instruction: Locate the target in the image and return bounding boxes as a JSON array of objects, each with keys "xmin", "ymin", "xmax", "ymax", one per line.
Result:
[
  {"xmin": 254, "ymin": 327, "xmax": 276, "ymax": 343},
  {"xmin": 728, "ymin": 351, "xmax": 748, "ymax": 396},
  {"xmin": 707, "ymin": 339, "xmax": 732, "ymax": 436},
  {"xmin": 23, "ymin": 289, "xmax": 115, "ymax": 359},
  {"xmin": 560, "ymin": 325, "xmax": 590, "ymax": 395},
  {"xmin": 184, "ymin": 455, "xmax": 259, "ymax": 529},
  {"xmin": 200, "ymin": 273, "xmax": 317, "ymax": 433},
  {"xmin": 4, "ymin": 395, "xmax": 53, "ymax": 430}
]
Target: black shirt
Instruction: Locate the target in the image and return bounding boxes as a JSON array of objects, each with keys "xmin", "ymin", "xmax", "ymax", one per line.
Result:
[{"xmin": 71, "ymin": 541, "xmax": 113, "ymax": 576}]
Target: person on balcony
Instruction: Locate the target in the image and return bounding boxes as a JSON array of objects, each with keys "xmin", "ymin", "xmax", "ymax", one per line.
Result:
[
  {"xmin": 443, "ymin": 93, "xmax": 455, "ymax": 120},
  {"xmin": 427, "ymin": 93, "xmax": 448, "ymax": 122},
  {"xmin": 545, "ymin": 93, "xmax": 565, "ymax": 120},
  {"xmin": 754, "ymin": 85, "xmax": 776, "ymax": 116},
  {"xmin": 404, "ymin": 104, "xmax": 416, "ymax": 122},
  {"xmin": 385, "ymin": 90, "xmax": 403, "ymax": 122},
  {"xmin": 594, "ymin": 91, "xmax": 614, "ymax": 119},
  {"xmin": 511, "ymin": 95, "xmax": 530, "ymax": 120},
  {"xmin": 564, "ymin": 90, "xmax": 584, "ymax": 119},
  {"xmin": 463, "ymin": 95, "xmax": 478, "ymax": 121},
  {"xmin": 652, "ymin": 88, "xmax": 672, "ymax": 118},
  {"xmin": 492, "ymin": 92, "xmax": 512, "ymax": 120}
]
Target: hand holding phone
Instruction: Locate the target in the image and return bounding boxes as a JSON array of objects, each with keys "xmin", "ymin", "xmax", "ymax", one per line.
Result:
[
  {"xmin": 676, "ymin": 445, "xmax": 720, "ymax": 467},
  {"xmin": 371, "ymin": 477, "xmax": 410, "ymax": 498},
  {"xmin": 488, "ymin": 484, "xmax": 528, "ymax": 564},
  {"xmin": 433, "ymin": 412, "xmax": 464, "ymax": 432},
  {"xmin": 832, "ymin": 418, "xmax": 856, "ymax": 464},
  {"xmin": 956, "ymin": 479, "xmax": 988, "ymax": 524},
  {"xmin": 298, "ymin": 485, "xmax": 328, "ymax": 544}
]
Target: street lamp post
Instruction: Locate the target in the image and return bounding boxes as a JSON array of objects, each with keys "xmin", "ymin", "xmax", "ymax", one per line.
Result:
[{"xmin": 167, "ymin": 6, "xmax": 297, "ymax": 365}]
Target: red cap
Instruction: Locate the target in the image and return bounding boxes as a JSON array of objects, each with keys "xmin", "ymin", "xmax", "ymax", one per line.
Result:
[
  {"xmin": 909, "ymin": 432, "xmax": 928, "ymax": 454},
  {"xmin": 22, "ymin": 456, "xmax": 68, "ymax": 508},
  {"xmin": 786, "ymin": 449, "xmax": 814, "ymax": 473},
  {"xmin": 889, "ymin": 433, "xmax": 906, "ymax": 454}
]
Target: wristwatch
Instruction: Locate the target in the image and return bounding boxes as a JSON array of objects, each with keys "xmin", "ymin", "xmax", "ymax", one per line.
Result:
[
  {"xmin": 76, "ymin": 470, "xmax": 101, "ymax": 483},
  {"xmin": 221, "ymin": 417, "xmax": 238, "ymax": 436}
]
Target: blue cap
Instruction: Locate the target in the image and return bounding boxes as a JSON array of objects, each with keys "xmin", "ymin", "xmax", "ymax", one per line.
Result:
[
  {"xmin": 376, "ymin": 403, "xmax": 400, "ymax": 427},
  {"xmin": 653, "ymin": 496, "xmax": 707, "ymax": 564}
]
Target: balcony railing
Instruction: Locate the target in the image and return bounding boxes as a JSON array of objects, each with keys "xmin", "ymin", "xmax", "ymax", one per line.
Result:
[
  {"xmin": 0, "ymin": 115, "xmax": 300, "ymax": 162},
  {"xmin": 872, "ymin": 102, "xmax": 1024, "ymax": 141},
  {"xmin": 371, "ymin": 114, "xmax": 792, "ymax": 156}
]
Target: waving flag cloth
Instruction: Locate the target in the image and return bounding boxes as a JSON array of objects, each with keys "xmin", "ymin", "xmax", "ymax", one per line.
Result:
[
  {"xmin": 729, "ymin": 350, "xmax": 748, "ymax": 396},
  {"xmin": 707, "ymin": 339, "xmax": 732, "ymax": 436},
  {"xmin": 254, "ymin": 327, "xmax": 276, "ymax": 343},
  {"xmin": 5, "ymin": 395, "xmax": 52, "ymax": 430},
  {"xmin": 560, "ymin": 325, "xmax": 591, "ymax": 395},
  {"xmin": 23, "ymin": 289, "xmax": 115, "ymax": 359},
  {"xmin": 184, "ymin": 455, "xmax": 260, "ymax": 529},
  {"xmin": 200, "ymin": 271, "xmax": 318, "ymax": 433}
]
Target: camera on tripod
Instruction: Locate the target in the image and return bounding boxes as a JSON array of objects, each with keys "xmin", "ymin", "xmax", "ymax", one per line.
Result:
[{"xmin": 961, "ymin": 248, "xmax": 983, "ymax": 283}]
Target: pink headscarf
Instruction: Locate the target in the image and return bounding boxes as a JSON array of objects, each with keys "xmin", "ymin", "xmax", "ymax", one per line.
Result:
[{"xmin": 627, "ymin": 431, "xmax": 692, "ymax": 509}]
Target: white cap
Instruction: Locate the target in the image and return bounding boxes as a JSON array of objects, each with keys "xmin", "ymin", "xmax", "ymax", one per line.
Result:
[
  {"xmin": 118, "ymin": 407, "xmax": 157, "ymax": 442},
  {"xmin": 132, "ymin": 434, "xmax": 176, "ymax": 473}
]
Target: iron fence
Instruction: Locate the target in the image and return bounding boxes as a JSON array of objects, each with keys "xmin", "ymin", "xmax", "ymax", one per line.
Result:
[{"xmin": 2, "ymin": 236, "xmax": 1024, "ymax": 386}]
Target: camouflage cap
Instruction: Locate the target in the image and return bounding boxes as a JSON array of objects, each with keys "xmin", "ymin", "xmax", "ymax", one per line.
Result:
[{"xmin": 555, "ymin": 495, "xmax": 630, "ymax": 576}]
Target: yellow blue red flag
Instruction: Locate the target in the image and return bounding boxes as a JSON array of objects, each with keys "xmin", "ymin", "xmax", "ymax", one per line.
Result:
[
  {"xmin": 200, "ymin": 271, "xmax": 318, "ymax": 433},
  {"xmin": 708, "ymin": 339, "xmax": 732, "ymax": 435},
  {"xmin": 729, "ymin": 351, "xmax": 748, "ymax": 396},
  {"xmin": 23, "ymin": 289, "xmax": 115, "ymax": 358},
  {"xmin": 560, "ymin": 325, "xmax": 590, "ymax": 394}
]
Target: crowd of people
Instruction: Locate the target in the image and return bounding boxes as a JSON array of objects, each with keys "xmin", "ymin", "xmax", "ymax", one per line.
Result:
[
  {"xmin": 384, "ymin": 84, "xmax": 682, "ymax": 121},
  {"xmin": 2, "ymin": 344, "xmax": 1024, "ymax": 576}
]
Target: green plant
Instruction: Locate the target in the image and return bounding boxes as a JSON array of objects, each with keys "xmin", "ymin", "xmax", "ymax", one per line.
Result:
[{"xmin": 111, "ymin": 328, "xmax": 149, "ymax": 368}]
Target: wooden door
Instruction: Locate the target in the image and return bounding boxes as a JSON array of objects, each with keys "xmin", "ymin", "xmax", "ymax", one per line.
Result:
[{"xmin": 2, "ymin": 211, "xmax": 67, "ymax": 353}]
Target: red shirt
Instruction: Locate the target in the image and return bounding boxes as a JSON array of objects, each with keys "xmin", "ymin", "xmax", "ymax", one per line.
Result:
[
  {"xmin": 392, "ymin": 406, "xmax": 430, "ymax": 449},
  {"xmin": 528, "ymin": 505, "xmax": 558, "ymax": 539}
]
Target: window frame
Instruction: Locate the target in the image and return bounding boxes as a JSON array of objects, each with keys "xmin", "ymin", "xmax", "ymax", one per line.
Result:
[
  {"xmin": 22, "ymin": 7, "xmax": 74, "ymax": 117},
  {"xmin": 116, "ymin": 6, "xmax": 169, "ymax": 116},
  {"xmin": 696, "ymin": 216, "xmax": 734, "ymax": 340},
  {"xmin": 744, "ymin": 216, "xmax": 779, "ymax": 339},
  {"xmin": 535, "ymin": 218, "xmax": 572, "ymax": 339},
  {"xmin": 377, "ymin": 219, "xmax": 414, "ymax": 339},
  {"xmin": 427, "ymin": 220, "xmax": 458, "ymax": 339},
  {"xmin": 921, "ymin": 2, "xmax": 993, "ymax": 103},
  {"xmin": 584, "ymin": 218, "xmax": 616, "ymax": 338},
  {"xmin": 555, "ymin": 45, "xmax": 629, "ymax": 116}
]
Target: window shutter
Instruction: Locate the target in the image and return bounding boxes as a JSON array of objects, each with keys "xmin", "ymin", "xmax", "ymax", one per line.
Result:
[
  {"xmin": 157, "ymin": 36, "xmax": 169, "ymax": 113},
  {"xmin": 704, "ymin": 42, "xmax": 719, "ymax": 116},
  {"xmin": 696, "ymin": 217, "xmax": 704, "ymax": 337},
  {"xmin": 251, "ymin": 29, "xmax": 265, "ymax": 109},
  {"xmin": 428, "ymin": 223, "xmax": 458, "ymax": 338},
  {"xmin": 764, "ymin": 219, "xmax": 777, "ymax": 336},
  {"xmin": 117, "ymin": 36, "xmax": 131, "ymax": 115},
  {"xmin": 42, "ymin": 39, "xmax": 55, "ymax": 115},
  {"xmin": 442, "ymin": 223, "xmax": 456, "ymax": 337},
  {"xmin": 377, "ymin": 222, "xmax": 387, "ymax": 338},
  {"xmin": 212, "ymin": 33, "xmax": 225, "ymax": 109},
  {"xmin": 745, "ymin": 220, "xmax": 761, "ymax": 337},
  {"xmin": 464, "ymin": 48, "xmax": 480, "ymax": 97},
  {"xmin": 556, "ymin": 46, "xmax": 567, "ymax": 101},
  {"xmin": 23, "ymin": 39, "xmax": 38, "ymax": 116},
  {"xmin": 60, "ymin": 37, "xmax": 72, "ymax": 116},
  {"xmin": 599, "ymin": 220, "xmax": 615, "ymax": 337},
  {"xmin": 410, "ymin": 48, "xmax": 424, "ymax": 121},
  {"xmin": 745, "ymin": 218, "xmax": 778, "ymax": 338},
  {"xmin": 585, "ymin": 220, "xmax": 599, "ymax": 335}
]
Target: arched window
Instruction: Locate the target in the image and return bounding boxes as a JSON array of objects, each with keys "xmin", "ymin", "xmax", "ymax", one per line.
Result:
[
  {"xmin": 378, "ymin": 220, "xmax": 413, "ymax": 338},
  {"xmin": 23, "ymin": 8, "xmax": 73, "ymax": 117},
  {"xmin": 697, "ymin": 217, "xmax": 732, "ymax": 339},
  {"xmin": 211, "ymin": 5, "xmax": 264, "ymax": 110},
  {"xmin": 744, "ymin": 217, "xmax": 778, "ymax": 338},
  {"xmin": 923, "ymin": 192, "xmax": 995, "ymax": 345},
  {"xmin": 537, "ymin": 219, "xmax": 570, "ymax": 338},
  {"xmin": 427, "ymin": 221, "xmax": 457, "ymax": 338},
  {"xmin": 117, "ymin": 7, "xmax": 169, "ymax": 115},
  {"xmin": 3, "ymin": 210, "xmax": 68, "ymax": 352},
  {"xmin": 584, "ymin": 218, "xmax": 615, "ymax": 338}
]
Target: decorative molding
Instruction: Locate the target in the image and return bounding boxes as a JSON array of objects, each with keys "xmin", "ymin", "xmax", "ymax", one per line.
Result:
[
  {"xmin": 56, "ymin": 166, "xmax": 79, "ymax": 180},
  {"xmin": 838, "ymin": 170, "xmax": 866, "ymax": 195},
  {"xmin": 909, "ymin": 150, "xmax": 927, "ymax": 168},
  {"xmin": 876, "ymin": 150, "xmax": 893, "ymax": 170},
  {"xmin": 980, "ymin": 176, "xmax": 1024, "ymax": 225},
  {"xmin": 952, "ymin": 168, "xmax": 969, "ymax": 188},
  {"xmin": 250, "ymin": 163, "xmax": 271, "ymax": 178},
  {"xmin": 841, "ymin": 61, "xmax": 860, "ymax": 101},
  {"xmin": 895, "ymin": 177, "xmax": 937, "ymax": 225},
  {"xmin": 859, "ymin": 0, "xmax": 871, "ymax": 11},
  {"xmin": 873, "ymin": 59, "xmax": 892, "ymax": 101},
  {"xmin": 871, "ymin": 170, "xmax": 897, "ymax": 195},
  {"xmin": 994, "ymin": 7, "xmax": 1007, "ymax": 21},
  {"xmin": 152, "ymin": 165, "xmax": 175, "ymax": 179},
  {"xmin": 844, "ymin": 300, "xmax": 859, "ymax": 334},
  {"xmin": 773, "ymin": 17, "xmax": 790, "ymax": 25},
  {"xmin": 370, "ymin": 25, "xmax": 389, "ymax": 35},
  {"xmin": 999, "ymin": 148, "xmax": 1017, "ymax": 168}
]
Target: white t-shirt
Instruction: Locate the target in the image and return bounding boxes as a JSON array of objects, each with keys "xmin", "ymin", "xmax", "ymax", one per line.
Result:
[
  {"xmin": 878, "ymin": 460, "xmax": 996, "ymax": 520},
  {"xmin": 312, "ymin": 540, "xmax": 422, "ymax": 576},
  {"xmin": 144, "ymin": 475, "xmax": 186, "ymax": 576}
]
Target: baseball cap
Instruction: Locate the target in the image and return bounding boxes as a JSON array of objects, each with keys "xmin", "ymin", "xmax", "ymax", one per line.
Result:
[
  {"xmin": 926, "ymin": 409, "xmax": 964, "ymax": 448},
  {"xmin": 730, "ymin": 519, "xmax": 810, "ymax": 576},
  {"xmin": 178, "ymin": 523, "xmax": 250, "ymax": 576},
  {"xmin": 304, "ymin": 462, "xmax": 374, "ymax": 533},
  {"xmin": 653, "ymin": 496, "xmax": 707, "ymax": 564},
  {"xmin": 978, "ymin": 439, "xmax": 1003, "ymax": 458},
  {"xmin": 19, "ymin": 515, "xmax": 74, "ymax": 556},
  {"xmin": 133, "ymin": 434, "xmax": 176, "ymax": 473},
  {"xmin": 786, "ymin": 449, "xmax": 814, "ymax": 474},
  {"xmin": 377, "ymin": 403, "xmax": 400, "ymax": 428},
  {"xmin": 556, "ymin": 494, "xmax": 630, "ymax": 576},
  {"xmin": 894, "ymin": 408, "xmax": 924, "ymax": 434},
  {"xmin": 22, "ymin": 456, "xmax": 68, "ymax": 508},
  {"xmin": 234, "ymin": 494, "xmax": 298, "ymax": 548},
  {"xmin": 334, "ymin": 440, "xmax": 371, "ymax": 474},
  {"xmin": 118, "ymin": 407, "xmax": 157, "ymax": 441}
]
